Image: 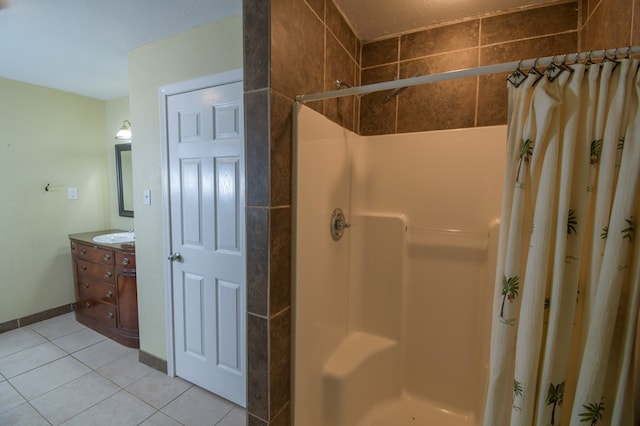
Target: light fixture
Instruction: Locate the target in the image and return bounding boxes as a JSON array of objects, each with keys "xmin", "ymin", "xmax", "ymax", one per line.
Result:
[{"xmin": 115, "ymin": 120, "xmax": 132, "ymax": 140}]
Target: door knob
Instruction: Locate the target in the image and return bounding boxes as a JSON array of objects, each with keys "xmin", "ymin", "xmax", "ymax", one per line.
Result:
[{"xmin": 168, "ymin": 252, "xmax": 182, "ymax": 262}]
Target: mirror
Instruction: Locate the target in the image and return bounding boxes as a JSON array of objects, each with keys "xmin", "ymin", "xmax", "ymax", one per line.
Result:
[{"xmin": 115, "ymin": 144, "xmax": 134, "ymax": 217}]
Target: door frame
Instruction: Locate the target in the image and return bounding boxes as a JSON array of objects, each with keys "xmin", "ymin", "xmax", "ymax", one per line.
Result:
[{"xmin": 159, "ymin": 68, "xmax": 244, "ymax": 376}]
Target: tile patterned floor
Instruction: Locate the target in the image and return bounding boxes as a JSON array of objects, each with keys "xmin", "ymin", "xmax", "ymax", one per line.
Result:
[{"xmin": 0, "ymin": 313, "xmax": 245, "ymax": 425}]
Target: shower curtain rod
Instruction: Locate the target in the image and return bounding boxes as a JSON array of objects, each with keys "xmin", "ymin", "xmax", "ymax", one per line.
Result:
[{"xmin": 295, "ymin": 45, "xmax": 640, "ymax": 104}]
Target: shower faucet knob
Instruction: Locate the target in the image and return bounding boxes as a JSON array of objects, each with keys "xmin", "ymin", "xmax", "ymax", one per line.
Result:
[
  {"xmin": 330, "ymin": 208, "xmax": 351, "ymax": 241},
  {"xmin": 336, "ymin": 217, "xmax": 351, "ymax": 230}
]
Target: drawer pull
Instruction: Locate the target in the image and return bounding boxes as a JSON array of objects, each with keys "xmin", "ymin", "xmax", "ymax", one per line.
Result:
[
  {"xmin": 80, "ymin": 249, "xmax": 87, "ymax": 255},
  {"xmin": 105, "ymin": 271, "xmax": 112, "ymax": 278},
  {"xmin": 83, "ymin": 283, "xmax": 90, "ymax": 289},
  {"xmin": 103, "ymin": 254, "xmax": 111, "ymax": 262},
  {"xmin": 81, "ymin": 265, "xmax": 87, "ymax": 271},
  {"xmin": 84, "ymin": 302, "xmax": 91, "ymax": 309},
  {"xmin": 121, "ymin": 257, "xmax": 130, "ymax": 266},
  {"xmin": 106, "ymin": 290, "xmax": 113, "ymax": 298},
  {"xmin": 107, "ymin": 312, "xmax": 114, "ymax": 319}
]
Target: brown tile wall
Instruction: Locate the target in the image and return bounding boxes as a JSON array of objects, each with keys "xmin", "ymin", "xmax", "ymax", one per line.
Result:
[
  {"xmin": 580, "ymin": 0, "xmax": 640, "ymax": 50},
  {"xmin": 243, "ymin": 0, "xmax": 359, "ymax": 424},
  {"xmin": 360, "ymin": 1, "xmax": 579, "ymax": 134}
]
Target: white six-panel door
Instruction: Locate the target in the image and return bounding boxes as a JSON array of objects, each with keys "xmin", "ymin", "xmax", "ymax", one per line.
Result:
[{"xmin": 167, "ymin": 80, "xmax": 245, "ymax": 406}]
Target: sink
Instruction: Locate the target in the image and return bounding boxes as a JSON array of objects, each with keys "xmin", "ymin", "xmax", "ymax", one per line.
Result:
[{"xmin": 93, "ymin": 232, "xmax": 135, "ymax": 244}]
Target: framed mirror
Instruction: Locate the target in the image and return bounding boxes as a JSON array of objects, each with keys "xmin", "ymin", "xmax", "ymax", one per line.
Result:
[{"xmin": 115, "ymin": 143, "xmax": 134, "ymax": 217}]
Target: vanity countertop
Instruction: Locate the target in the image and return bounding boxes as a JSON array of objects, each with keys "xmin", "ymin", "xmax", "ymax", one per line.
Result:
[{"xmin": 69, "ymin": 229, "xmax": 135, "ymax": 250}]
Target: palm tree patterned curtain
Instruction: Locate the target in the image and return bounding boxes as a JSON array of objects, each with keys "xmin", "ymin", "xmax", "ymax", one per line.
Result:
[{"xmin": 483, "ymin": 58, "xmax": 640, "ymax": 425}]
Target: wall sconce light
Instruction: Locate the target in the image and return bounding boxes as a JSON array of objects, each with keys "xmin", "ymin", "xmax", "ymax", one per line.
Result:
[{"xmin": 115, "ymin": 120, "xmax": 132, "ymax": 140}]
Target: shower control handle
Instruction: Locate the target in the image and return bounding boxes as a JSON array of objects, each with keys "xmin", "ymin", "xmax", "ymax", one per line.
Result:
[
  {"xmin": 336, "ymin": 217, "xmax": 351, "ymax": 230},
  {"xmin": 330, "ymin": 208, "xmax": 351, "ymax": 241}
]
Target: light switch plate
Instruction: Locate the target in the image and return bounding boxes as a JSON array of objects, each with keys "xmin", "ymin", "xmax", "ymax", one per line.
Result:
[
  {"xmin": 143, "ymin": 189, "xmax": 151, "ymax": 205},
  {"xmin": 67, "ymin": 187, "xmax": 78, "ymax": 200}
]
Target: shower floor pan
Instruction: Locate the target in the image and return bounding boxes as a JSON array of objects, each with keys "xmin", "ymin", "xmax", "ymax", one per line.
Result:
[{"xmin": 356, "ymin": 392, "xmax": 476, "ymax": 426}]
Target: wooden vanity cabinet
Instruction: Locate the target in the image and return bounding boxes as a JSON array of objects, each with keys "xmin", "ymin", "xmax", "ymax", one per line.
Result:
[{"xmin": 69, "ymin": 231, "xmax": 139, "ymax": 348}]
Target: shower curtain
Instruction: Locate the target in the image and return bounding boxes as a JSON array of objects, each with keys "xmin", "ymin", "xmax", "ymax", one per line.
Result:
[{"xmin": 484, "ymin": 58, "xmax": 640, "ymax": 425}]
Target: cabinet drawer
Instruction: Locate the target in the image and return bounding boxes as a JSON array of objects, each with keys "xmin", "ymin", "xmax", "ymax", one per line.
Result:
[
  {"xmin": 78, "ymin": 279, "xmax": 115, "ymax": 305},
  {"xmin": 77, "ymin": 260, "xmax": 115, "ymax": 284},
  {"xmin": 70, "ymin": 241, "xmax": 78, "ymax": 256},
  {"xmin": 77, "ymin": 243, "xmax": 114, "ymax": 265},
  {"xmin": 116, "ymin": 251, "xmax": 136, "ymax": 269},
  {"xmin": 80, "ymin": 299, "xmax": 117, "ymax": 328}
]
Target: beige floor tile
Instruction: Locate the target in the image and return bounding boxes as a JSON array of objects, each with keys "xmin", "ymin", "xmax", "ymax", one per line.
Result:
[
  {"xmin": 60, "ymin": 389, "xmax": 156, "ymax": 425},
  {"xmin": 126, "ymin": 370, "xmax": 191, "ymax": 409},
  {"xmin": 0, "ymin": 402, "xmax": 50, "ymax": 426},
  {"xmin": 0, "ymin": 328, "xmax": 47, "ymax": 359},
  {"xmin": 0, "ymin": 342, "xmax": 66, "ymax": 378},
  {"xmin": 140, "ymin": 411, "xmax": 183, "ymax": 426},
  {"xmin": 71, "ymin": 338, "xmax": 134, "ymax": 369},
  {"xmin": 96, "ymin": 351, "xmax": 154, "ymax": 387},
  {"xmin": 1, "ymin": 314, "xmax": 245, "ymax": 426},
  {"xmin": 162, "ymin": 386, "xmax": 234, "ymax": 426},
  {"xmin": 9, "ymin": 355, "xmax": 90, "ymax": 400},
  {"xmin": 217, "ymin": 406, "xmax": 247, "ymax": 426},
  {"xmin": 0, "ymin": 381, "xmax": 25, "ymax": 415},
  {"xmin": 52, "ymin": 327, "xmax": 107, "ymax": 354},
  {"xmin": 31, "ymin": 372, "xmax": 119, "ymax": 425},
  {"xmin": 29, "ymin": 313, "xmax": 85, "ymax": 341}
]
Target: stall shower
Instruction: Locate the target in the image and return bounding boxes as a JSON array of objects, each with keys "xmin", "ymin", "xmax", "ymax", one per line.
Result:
[{"xmin": 292, "ymin": 104, "xmax": 506, "ymax": 425}]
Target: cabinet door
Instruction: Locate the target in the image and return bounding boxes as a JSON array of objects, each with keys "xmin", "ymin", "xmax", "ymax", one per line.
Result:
[
  {"xmin": 116, "ymin": 271, "xmax": 138, "ymax": 333},
  {"xmin": 81, "ymin": 299, "xmax": 117, "ymax": 328}
]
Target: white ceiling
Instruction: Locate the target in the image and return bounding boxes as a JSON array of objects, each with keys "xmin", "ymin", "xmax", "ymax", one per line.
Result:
[
  {"xmin": 0, "ymin": 0, "xmax": 241, "ymax": 100},
  {"xmin": 0, "ymin": 0, "xmax": 558, "ymax": 100}
]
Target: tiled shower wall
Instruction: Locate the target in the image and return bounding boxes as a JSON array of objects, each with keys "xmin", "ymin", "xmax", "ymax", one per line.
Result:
[
  {"xmin": 359, "ymin": 2, "xmax": 579, "ymax": 135},
  {"xmin": 360, "ymin": 0, "xmax": 640, "ymax": 135},
  {"xmin": 243, "ymin": 0, "xmax": 360, "ymax": 424},
  {"xmin": 242, "ymin": 0, "xmax": 640, "ymax": 424},
  {"xmin": 580, "ymin": 0, "xmax": 640, "ymax": 51}
]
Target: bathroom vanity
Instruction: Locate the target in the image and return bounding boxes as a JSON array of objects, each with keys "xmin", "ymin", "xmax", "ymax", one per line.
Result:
[{"xmin": 69, "ymin": 230, "xmax": 139, "ymax": 348}]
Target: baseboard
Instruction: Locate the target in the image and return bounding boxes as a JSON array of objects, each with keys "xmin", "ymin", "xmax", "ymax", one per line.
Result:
[
  {"xmin": 139, "ymin": 350, "xmax": 168, "ymax": 373},
  {"xmin": 0, "ymin": 303, "xmax": 75, "ymax": 334}
]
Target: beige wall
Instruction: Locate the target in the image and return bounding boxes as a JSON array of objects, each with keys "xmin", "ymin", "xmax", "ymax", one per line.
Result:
[
  {"xmin": 105, "ymin": 97, "xmax": 134, "ymax": 231},
  {"xmin": 128, "ymin": 16, "xmax": 243, "ymax": 360},
  {"xmin": 0, "ymin": 78, "xmax": 108, "ymax": 323}
]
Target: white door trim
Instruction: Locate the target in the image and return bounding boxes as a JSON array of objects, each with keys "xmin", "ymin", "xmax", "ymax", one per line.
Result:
[{"xmin": 159, "ymin": 68, "xmax": 243, "ymax": 376}]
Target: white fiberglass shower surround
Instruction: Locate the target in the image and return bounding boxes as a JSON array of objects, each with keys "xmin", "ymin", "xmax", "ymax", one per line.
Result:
[{"xmin": 292, "ymin": 104, "xmax": 505, "ymax": 425}]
